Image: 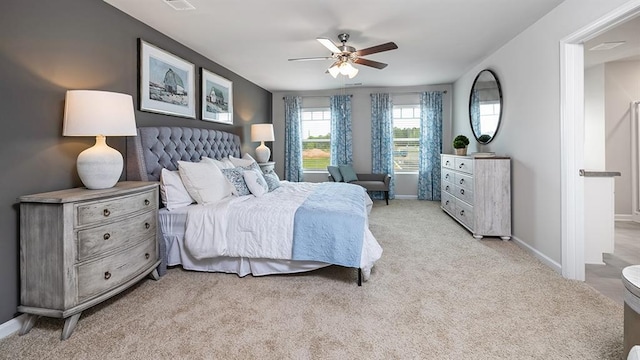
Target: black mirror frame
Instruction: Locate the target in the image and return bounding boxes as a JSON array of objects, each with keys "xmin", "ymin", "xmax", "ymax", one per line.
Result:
[{"xmin": 469, "ymin": 69, "xmax": 503, "ymax": 145}]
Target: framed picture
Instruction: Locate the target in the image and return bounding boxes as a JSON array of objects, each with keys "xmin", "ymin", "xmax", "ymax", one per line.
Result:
[
  {"xmin": 201, "ymin": 68, "xmax": 233, "ymax": 124},
  {"xmin": 139, "ymin": 39, "xmax": 196, "ymax": 118}
]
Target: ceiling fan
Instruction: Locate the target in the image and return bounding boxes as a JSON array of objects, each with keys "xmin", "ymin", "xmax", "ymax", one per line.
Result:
[{"xmin": 288, "ymin": 33, "xmax": 398, "ymax": 78}]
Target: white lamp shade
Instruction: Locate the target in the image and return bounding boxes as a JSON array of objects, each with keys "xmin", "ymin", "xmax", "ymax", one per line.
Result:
[
  {"xmin": 63, "ymin": 90, "xmax": 137, "ymax": 136},
  {"xmin": 251, "ymin": 124, "xmax": 275, "ymax": 142}
]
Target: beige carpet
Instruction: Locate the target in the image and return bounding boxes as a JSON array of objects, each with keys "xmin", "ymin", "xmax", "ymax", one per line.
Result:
[{"xmin": 0, "ymin": 200, "xmax": 623, "ymax": 359}]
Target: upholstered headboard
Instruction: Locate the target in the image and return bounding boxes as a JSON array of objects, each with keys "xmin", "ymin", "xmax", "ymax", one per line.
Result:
[{"xmin": 126, "ymin": 126, "xmax": 241, "ymax": 182}]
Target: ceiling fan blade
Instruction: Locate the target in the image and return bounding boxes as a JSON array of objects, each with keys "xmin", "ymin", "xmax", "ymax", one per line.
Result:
[
  {"xmin": 355, "ymin": 42, "xmax": 398, "ymax": 56},
  {"xmin": 288, "ymin": 56, "xmax": 333, "ymax": 62},
  {"xmin": 317, "ymin": 37, "xmax": 341, "ymax": 53},
  {"xmin": 353, "ymin": 58, "xmax": 388, "ymax": 69}
]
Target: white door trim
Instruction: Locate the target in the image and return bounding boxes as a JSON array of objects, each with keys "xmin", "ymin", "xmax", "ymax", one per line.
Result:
[{"xmin": 560, "ymin": 0, "xmax": 640, "ymax": 280}]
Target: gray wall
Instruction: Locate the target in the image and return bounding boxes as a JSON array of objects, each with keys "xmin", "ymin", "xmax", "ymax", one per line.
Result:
[
  {"xmin": 605, "ymin": 60, "xmax": 640, "ymax": 216},
  {"xmin": 271, "ymin": 85, "xmax": 452, "ymax": 197},
  {"xmin": 451, "ymin": 0, "xmax": 631, "ymax": 267},
  {"xmin": 0, "ymin": 0, "xmax": 271, "ymax": 323}
]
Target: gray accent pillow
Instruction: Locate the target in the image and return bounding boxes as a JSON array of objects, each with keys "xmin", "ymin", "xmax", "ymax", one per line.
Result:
[
  {"xmin": 263, "ymin": 172, "xmax": 281, "ymax": 192},
  {"xmin": 339, "ymin": 164, "xmax": 358, "ymax": 183},
  {"xmin": 327, "ymin": 166, "xmax": 343, "ymax": 182},
  {"xmin": 221, "ymin": 168, "xmax": 251, "ymax": 196}
]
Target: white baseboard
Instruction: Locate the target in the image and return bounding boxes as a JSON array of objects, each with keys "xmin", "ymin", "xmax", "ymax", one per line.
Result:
[
  {"xmin": 394, "ymin": 195, "xmax": 418, "ymax": 200},
  {"xmin": 511, "ymin": 235, "xmax": 562, "ymax": 274},
  {"xmin": 615, "ymin": 214, "xmax": 633, "ymax": 221},
  {"xmin": 0, "ymin": 314, "xmax": 25, "ymax": 339}
]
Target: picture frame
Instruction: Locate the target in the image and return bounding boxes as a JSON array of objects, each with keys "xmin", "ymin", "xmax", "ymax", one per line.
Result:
[
  {"xmin": 139, "ymin": 39, "xmax": 196, "ymax": 119},
  {"xmin": 201, "ymin": 68, "xmax": 233, "ymax": 124}
]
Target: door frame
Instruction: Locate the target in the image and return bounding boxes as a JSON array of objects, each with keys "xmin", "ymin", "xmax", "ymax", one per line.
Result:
[{"xmin": 560, "ymin": 1, "xmax": 640, "ymax": 280}]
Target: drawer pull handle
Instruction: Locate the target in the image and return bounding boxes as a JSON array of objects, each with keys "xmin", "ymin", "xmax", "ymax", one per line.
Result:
[
  {"xmin": 104, "ymin": 271, "xmax": 111, "ymax": 280},
  {"xmin": 145, "ymin": 253, "xmax": 150, "ymax": 260},
  {"xmin": 103, "ymin": 209, "xmax": 110, "ymax": 217},
  {"xmin": 459, "ymin": 179, "xmax": 464, "ymax": 184},
  {"xmin": 446, "ymin": 161, "xmax": 450, "ymax": 166},
  {"xmin": 459, "ymin": 210, "xmax": 465, "ymax": 216},
  {"xmin": 144, "ymin": 199, "xmax": 150, "ymax": 206},
  {"xmin": 103, "ymin": 233, "xmax": 111, "ymax": 240},
  {"xmin": 445, "ymin": 200, "xmax": 449, "ymax": 205},
  {"xmin": 445, "ymin": 174, "xmax": 449, "ymax": 179},
  {"xmin": 459, "ymin": 163, "xmax": 465, "ymax": 169},
  {"xmin": 445, "ymin": 185, "xmax": 450, "ymax": 191},
  {"xmin": 145, "ymin": 222, "xmax": 150, "ymax": 229},
  {"xmin": 460, "ymin": 189, "xmax": 465, "ymax": 195}
]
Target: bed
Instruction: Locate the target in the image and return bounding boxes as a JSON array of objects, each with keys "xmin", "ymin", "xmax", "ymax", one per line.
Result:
[{"xmin": 126, "ymin": 126, "xmax": 382, "ymax": 284}]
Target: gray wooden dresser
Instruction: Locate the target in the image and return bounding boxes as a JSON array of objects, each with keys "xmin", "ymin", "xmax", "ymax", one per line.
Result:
[
  {"xmin": 18, "ymin": 181, "xmax": 161, "ymax": 340},
  {"xmin": 440, "ymin": 154, "xmax": 511, "ymax": 240}
]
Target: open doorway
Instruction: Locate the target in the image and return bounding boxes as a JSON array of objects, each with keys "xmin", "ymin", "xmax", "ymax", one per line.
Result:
[{"xmin": 560, "ymin": 1, "xmax": 640, "ymax": 302}]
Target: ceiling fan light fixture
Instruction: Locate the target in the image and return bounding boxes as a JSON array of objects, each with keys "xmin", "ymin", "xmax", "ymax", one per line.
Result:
[{"xmin": 328, "ymin": 65, "xmax": 340, "ymax": 78}]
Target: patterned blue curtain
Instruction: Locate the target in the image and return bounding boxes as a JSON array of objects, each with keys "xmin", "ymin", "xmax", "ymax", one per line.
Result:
[
  {"xmin": 418, "ymin": 91, "xmax": 443, "ymax": 200},
  {"xmin": 470, "ymin": 89, "xmax": 481, "ymax": 137},
  {"xmin": 370, "ymin": 93, "xmax": 394, "ymax": 199},
  {"xmin": 284, "ymin": 96, "xmax": 303, "ymax": 182},
  {"xmin": 330, "ymin": 95, "xmax": 353, "ymax": 166}
]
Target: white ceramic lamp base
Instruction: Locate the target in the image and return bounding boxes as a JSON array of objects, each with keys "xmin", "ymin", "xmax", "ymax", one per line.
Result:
[
  {"xmin": 255, "ymin": 142, "xmax": 271, "ymax": 163},
  {"xmin": 76, "ymin": 135, "xmax": 123, "ymax": 189}
]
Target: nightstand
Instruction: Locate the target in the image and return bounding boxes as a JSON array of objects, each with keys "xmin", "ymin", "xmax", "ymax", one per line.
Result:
[
  {"xmin": 18, "ymin": 181, "xmax": 160, "ymax": 340},
  {"xmin": 258, "ymin": 161, "xmax": 275, "ymax": 173}
]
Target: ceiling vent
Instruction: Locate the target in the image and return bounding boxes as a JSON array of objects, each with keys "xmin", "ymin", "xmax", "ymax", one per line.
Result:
[
  {"xmin": 589, "ymin": 41, "xmax": 625, "ymax": 51},
  {"xmin": 164, "ymin": 0, "xmax": 195, "ymax": 11}
]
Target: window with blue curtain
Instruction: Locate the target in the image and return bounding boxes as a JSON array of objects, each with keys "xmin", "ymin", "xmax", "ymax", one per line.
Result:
[
  {"xmin": 283, "ymin": 96, "xmax": 303, "ymax": 182},
  {"xmin": 417, "ymin": 91, "xmax": 443, "ymax": 200},
  {"xmin": 370, "ymin": 93, "xmax": 395, "ymax": 199},
  {"xmin": 329, "ymin": 95, "xmax": 353, "ymax": 166}
]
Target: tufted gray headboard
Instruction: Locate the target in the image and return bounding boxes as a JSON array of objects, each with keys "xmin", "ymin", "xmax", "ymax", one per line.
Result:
[{"xmin": 126, "ymin": 126, "xmax": 241, "ymax": 182}]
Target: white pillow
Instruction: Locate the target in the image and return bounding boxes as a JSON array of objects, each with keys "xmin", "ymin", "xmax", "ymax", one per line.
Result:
[
  {"xmin": 177, "ymin": 161, "xmax": 233, "ymax": 204},
  {"xmin": 229, "ymin": 153, "xmax": 256, "ymax": 167},
  {"xmin": 243, "ymin": 169, "xmax": 268, "ymax": 197},
  {"xmin": 160, "ymin": 169, "xmax": 194, "ymax": 210},
  {"xmin": 201, "ymin": 156, "xmax": 234, "ymax": 170}
]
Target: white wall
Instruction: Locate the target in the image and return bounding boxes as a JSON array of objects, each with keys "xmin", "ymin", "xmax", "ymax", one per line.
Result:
[
  {"xmin": 584, "ymin": 64, "xmax": 606, "ymax": 170},
  {"xmin": 271, "ymin": 84, "xmax": 452, "ymax": 197},
  {"xmin": 605, "ymin": 60, "xmax": 640, "ymax": 215},
  {"xmin": 451, "ymin": 0, "xmax": 631, "ymax": 265}
]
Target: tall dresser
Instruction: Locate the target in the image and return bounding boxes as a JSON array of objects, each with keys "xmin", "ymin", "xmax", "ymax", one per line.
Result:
[
  {"xmin": 18, "ymin": 181, "xmax": 160, "ymax": 340},
  {"xmin": 440, "ymin": 154, "xmax": 511, "ymax": 240}
]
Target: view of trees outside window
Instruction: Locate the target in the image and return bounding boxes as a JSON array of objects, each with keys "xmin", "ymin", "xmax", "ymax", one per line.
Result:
[
  {"xmin": 393, "ymin": 105, "xmax": 421, "ymax": 173},
  {"xmin": 301, "ymin": 108, "xmax": 331, "ymax": 170}
]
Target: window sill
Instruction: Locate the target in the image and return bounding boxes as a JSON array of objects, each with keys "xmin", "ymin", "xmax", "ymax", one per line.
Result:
[{"xmin": 303, "ymin": 170, "xmax": 328, "ymax": 174}]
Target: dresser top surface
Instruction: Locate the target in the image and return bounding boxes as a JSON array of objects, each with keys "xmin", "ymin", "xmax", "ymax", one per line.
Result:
[
  {"xmin": 19, "ymin": 181, "xmax": 158, "ymax": 204},
  {"xmin": 441, "ymin": 154, "xmax": 510, "ymax": 160}
]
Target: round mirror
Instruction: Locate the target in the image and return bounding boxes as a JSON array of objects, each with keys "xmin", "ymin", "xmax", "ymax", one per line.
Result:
[{"xmin": 469, "ymin": 69, "xmax": 502, "ymax": 144}]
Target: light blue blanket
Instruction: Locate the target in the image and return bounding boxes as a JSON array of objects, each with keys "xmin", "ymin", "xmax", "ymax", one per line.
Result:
[{"xmin": 292, "ymin": 182, "xmax": 366, "ymax": 268}]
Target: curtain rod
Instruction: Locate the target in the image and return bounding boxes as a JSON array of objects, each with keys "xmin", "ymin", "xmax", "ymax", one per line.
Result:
[{"xmin": 282, "ymin": 95, "xmax": 352, "ymax": 100}]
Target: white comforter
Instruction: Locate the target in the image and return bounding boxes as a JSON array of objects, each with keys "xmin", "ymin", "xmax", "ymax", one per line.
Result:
[{"xmin": 183, "ymin": 182, "xmax": 382, "ymax": 277}]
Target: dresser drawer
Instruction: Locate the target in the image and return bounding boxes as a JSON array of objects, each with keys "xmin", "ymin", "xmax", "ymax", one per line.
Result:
[
  {"xmin": 454, "ymin": 172, "xmax": 473, "ymax": 191},
  {"xmin": 442, "ymin": 155, "xmax": 455, "ymax": 170},
  {"xmin": 77, "ymin": 211, "xmax": 157, "ymax": 261},
  {"xmin": 454, "ymin": 157, "xmax": 473, "ymax": 175},
  {"xmin": 455, "ymin": 201, "xmax": 474, "ymax": 230},
  {"xmin": 77, "ymin": 238, "xmax": 157, "ymax": 302},
  {"xmin": 442, "ymin": 168, "xmax": 454, "ymax": 184},
  {"xmin": 441, "ymin": 192, "xmax": 456, "ymax": 213},
  {"xmin": 454, "ymin": 185, "xmax": 474, "ymax": 205},
  {"xmin": 76, "ymin": 190, "xmax": 157, "ymax": 227}
]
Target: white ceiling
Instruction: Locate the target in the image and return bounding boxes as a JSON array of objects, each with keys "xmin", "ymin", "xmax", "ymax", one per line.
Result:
[
  {"xmin": 584, "ymin": 14, "xmax": 640, "ymax": 68},
  {"xmin": 105, "ymin": 0, "xmax": 566, "ymax": 92}
]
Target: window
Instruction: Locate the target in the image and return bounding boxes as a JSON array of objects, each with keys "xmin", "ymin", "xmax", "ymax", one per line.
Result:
[
  {"xmin": 479, "ymin": 102, "xmax": 500, "ymax": 137},
  {"xmin": 301, "ymin": 108, "xmax": 331, "ymax": 171},
  {"xmin": 392, "ymin": 105, "xmax": 420, "ymax": 173}
]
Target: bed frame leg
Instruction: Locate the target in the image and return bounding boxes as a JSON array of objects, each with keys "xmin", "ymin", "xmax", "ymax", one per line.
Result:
[{"xmin": 357, "ymin": 268, "xmax": 362, "ymax": 286}]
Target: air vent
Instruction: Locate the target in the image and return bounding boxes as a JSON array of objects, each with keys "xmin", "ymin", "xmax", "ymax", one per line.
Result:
[
  {"xmin": 345, "ymin": 83, "xmax": 362, "ymax": 87},
  {"xmin": 164, "ymin": 0, "xmax": 195, "ymax": 11},
  {"xmin": 589, "ymin": 41, "xmax": 625, "ymax": 51}
]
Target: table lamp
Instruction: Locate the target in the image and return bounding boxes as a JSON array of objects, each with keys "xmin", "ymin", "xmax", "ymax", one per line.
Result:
[
  {"xmin": 251, "ymin": 123, "xmax": 274, "ymax": 163},
  {"xmin": 63, "ymin": 90, "xmax": 137, "ymax": 189}
]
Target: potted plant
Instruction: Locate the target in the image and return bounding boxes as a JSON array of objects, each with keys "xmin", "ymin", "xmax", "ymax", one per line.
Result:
[{"xmin": 453, "ymin": 135, "xmax": 469, "ymax": 156}]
